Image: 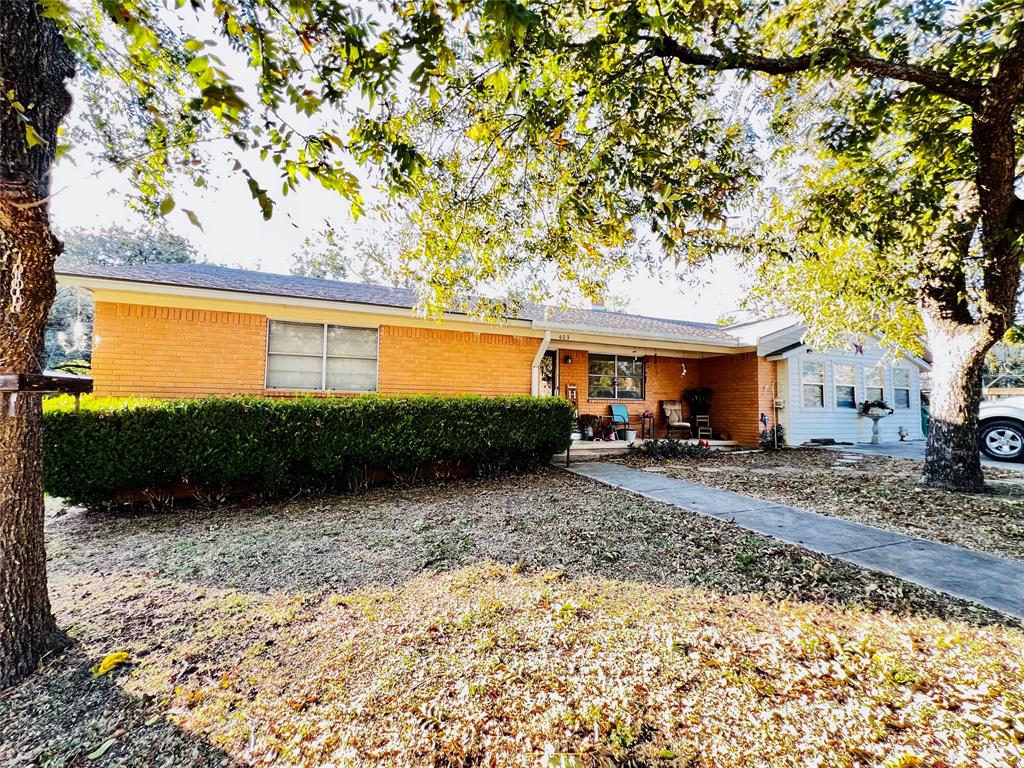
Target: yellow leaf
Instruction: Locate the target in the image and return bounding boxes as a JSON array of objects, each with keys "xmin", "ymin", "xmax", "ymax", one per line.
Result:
[
  {"xmin": 25, "ymin": 124, "xmax": 44, "ymax": 148},
  {"xmin": 92, "ymin": 651, "xmax": 130, "ymax": 677}
]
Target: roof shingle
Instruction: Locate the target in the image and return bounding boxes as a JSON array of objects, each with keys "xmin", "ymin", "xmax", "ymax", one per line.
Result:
[{"xmin": 57, "ymin": 262, "xmax": 740, "ymax": 343}]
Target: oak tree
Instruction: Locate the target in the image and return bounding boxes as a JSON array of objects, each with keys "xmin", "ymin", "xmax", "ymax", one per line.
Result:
[
  {"xmin": 383, "ymin": 0, "xmax": 1023, "ymax": 491},
  {"xmin": 1, "ymin": 0, "xmax": 450, "ymax": 687}
]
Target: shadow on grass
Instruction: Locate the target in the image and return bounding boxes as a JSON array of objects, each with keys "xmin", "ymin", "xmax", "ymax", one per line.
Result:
[
  {"xmin": 12, "ymin": 468, "xmax": 1023, "ymax": 766},
  {"xmin": 0, "ymin": 644, "xmax": 242, "ymax": 767}
]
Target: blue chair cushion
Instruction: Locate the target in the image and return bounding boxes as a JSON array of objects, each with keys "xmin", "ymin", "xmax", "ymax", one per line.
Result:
[{"xmin": 610, "ymin": 404, "xmax": 629, "ymax": 425}]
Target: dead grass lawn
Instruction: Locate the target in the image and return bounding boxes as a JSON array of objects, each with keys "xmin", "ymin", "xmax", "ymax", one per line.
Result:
[
  {"xmin": 3, "ymin": 470, "xmax": 1022, "ymax": 767},
  {"xmin": 621, "ymin": 448, "xmax": 1024, "ymax": 561}
]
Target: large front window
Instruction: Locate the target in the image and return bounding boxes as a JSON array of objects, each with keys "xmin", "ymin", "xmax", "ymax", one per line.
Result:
[
  {"xmin": 266, "ymin": 320, "xmax": 378, "ymax": 391},
  {"xmin": 588, "ymin": 354, "xmax": 644, "ymax": 399}
]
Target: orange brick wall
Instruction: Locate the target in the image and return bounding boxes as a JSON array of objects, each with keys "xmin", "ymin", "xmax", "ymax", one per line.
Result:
[
  {"xmin": 91, "ymin": 301, "xmax": 773, "ymax": 443},
  {"xmin": 92, "ymin": 302, "xmax": 542, "ymax": 399},
  {"xmin": 377, "ymin": 325, "xmax": 539, "ymax": 395},
  {"xmin": 701, "ymin": 352, "xmax": 777, "ymax": 445},
  {"xmin": 556, "ymin": 348, "xmax": 704, "ymax": 433},
  {"xmin": 92, "ymin": 302, "xmax": 268, "ymax": 398}
]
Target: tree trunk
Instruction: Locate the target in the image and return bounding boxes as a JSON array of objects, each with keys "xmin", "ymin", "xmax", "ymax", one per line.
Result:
[
  {"xmin": 919, "ymin": 317, "xmax": 991, "ymax": 493},
  {"xmin": 0, "ymin": 1, "xmax": 76, "ymax": 688}
]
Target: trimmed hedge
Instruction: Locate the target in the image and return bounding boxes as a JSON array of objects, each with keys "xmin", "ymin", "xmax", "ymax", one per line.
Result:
[{"xmin": 43, "ymin": 394, "xmax": 575, "ymax": 506}]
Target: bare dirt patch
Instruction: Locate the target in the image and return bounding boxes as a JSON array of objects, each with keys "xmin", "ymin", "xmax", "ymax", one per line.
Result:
[
  {"xmin": 4, "ymin": 469, "xmax": 1022, "ymax": 767},
  {"xmin": 621, "ymin": 448, "xmax": 1024, "ymax": 561}
]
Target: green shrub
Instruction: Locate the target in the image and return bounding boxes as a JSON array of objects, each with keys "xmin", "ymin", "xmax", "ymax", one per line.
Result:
[
  {"xmin": 630, "ymin": 437, "xmax": 711, "ymax": 460},
  {"xmin": 43, "ymin": 394, "xmax": 575, "ymax": 506}
]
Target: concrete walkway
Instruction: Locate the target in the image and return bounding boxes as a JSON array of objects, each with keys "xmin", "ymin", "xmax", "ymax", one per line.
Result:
[{"xmin": 562, "ymin": 461, "xmax": 1024, "ymax": 619}]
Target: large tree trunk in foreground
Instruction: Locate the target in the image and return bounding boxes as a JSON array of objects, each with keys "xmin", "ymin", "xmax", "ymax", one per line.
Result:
[
  {"xmin": 920, "ymin": 320, "xmax": 991, "ymax": 493},
  {"xmin": 0, "ymin": 1, "xmax": 75, "ymax": 688}
]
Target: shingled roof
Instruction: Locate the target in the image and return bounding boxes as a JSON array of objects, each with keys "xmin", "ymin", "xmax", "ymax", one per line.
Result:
[{"xmin": 57, "ymin": 262, "xmax": 742, "ymax": 344}]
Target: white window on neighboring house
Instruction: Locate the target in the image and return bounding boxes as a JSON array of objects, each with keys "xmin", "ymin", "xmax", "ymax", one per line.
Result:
[
  {"xmin": 893, "ymin": 367, "xmax": 911, "ymax": 409},
  {"xmin": 834, "ymin": 363, "xmax": 857, "ymax": 409},
  {"xmin": 266, "ymin": 320, "xmax": 378, "ymax": 391},
  {"xmin": 802, "ymin": 361, "xmax": 825, "ymax": 408},
  {"xmin": 865, "ymin": 366, "xmax": 885, "ymax": 403}
]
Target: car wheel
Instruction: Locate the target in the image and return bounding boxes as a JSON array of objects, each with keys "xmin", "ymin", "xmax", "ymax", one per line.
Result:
[{"xmin": 979, "ymin": 420, "xmax": 1024, "ymax": 461}]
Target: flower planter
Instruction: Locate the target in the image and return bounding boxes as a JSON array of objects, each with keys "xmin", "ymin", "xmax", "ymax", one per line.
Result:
[{"xmin": 859, "ymin": 402, "xmax": 894, "ymax": 444}]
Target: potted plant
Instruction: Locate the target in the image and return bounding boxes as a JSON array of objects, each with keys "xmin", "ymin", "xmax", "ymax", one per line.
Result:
[
  {"xmin": 859, "ymin": 399, "xmax": 893, "ymax": 417},
  {"xmin": 858, "ymin": 400, "xmax": 894, "ymax": 444},
  {"xmin": 578, "ymin": 414, "xmax": 600, "ymax": 441}
]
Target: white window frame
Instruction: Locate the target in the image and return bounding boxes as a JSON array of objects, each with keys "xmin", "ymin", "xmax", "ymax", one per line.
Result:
[
  {"xmin": 801, "ymin": 360, "xmax": 825, "ymax": 410},
  {"xmin": 833, "ymin": 363, "xmax": 857, "ymax": 409},
  {"xmin": 265, "ymin": 320, "xmax": 379, "ymax": 392},
  {"xmin": 892, "ymin": 367, "xmax": 911, "ymax": 409}
]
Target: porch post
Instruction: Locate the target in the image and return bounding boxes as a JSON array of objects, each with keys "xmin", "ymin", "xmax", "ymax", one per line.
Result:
[{"xmin": 530, "ymin": 330, "xmax": 552, "ymax": 397}]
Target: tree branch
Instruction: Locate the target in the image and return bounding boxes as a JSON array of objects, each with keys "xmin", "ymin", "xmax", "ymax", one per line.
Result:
[
  {"xmin": 643, "ymin": 36, "xmax": 984, "ymax": 108},
  {"xmin": 968, "ymin": 22, "xmax": 1024, "ymax": 338},
  {"xmin": 979, "ymin": 19, "xmax": 1024, "ymax": 122}
]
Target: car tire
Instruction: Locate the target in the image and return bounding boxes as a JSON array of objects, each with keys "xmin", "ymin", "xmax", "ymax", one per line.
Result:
[{"xmin": 979, "ymin": 419, "xmax": 1024, "ymax": 462}]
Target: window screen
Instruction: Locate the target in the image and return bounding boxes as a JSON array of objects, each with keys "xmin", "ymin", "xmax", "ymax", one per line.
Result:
[{"xmin": 267, "ymin": 320, "xmax": 378, "ymax": 391}]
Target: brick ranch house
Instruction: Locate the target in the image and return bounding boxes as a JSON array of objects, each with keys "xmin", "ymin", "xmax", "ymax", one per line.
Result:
[{"xmin": 56, "ymin": 263, "xmax": 929, "ymax": 446}]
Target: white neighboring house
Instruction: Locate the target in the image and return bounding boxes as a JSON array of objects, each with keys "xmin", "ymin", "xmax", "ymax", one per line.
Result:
[{"xmin": 730, "ymin": 318, "xmax": 930, "ymax": 446}]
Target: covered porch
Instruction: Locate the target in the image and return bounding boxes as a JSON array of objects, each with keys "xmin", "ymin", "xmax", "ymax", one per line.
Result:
[{"xmin": 531, "ymin": 333, "xmax": 776, "ymax": 446}]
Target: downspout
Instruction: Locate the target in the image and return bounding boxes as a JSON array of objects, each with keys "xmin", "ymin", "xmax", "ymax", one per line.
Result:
[{"xmin": 530, "ymin": 330, "xmax": 552, "ymax": 397}]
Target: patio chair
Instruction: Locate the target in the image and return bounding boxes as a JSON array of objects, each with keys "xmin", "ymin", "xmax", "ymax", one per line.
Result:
[
  {"xmin": 661, "ymin": 400, "xmax": 691, "ymax": 439},
  {"xmin": 609, "ymin": 404, "xmax": 631, "ymax": 435},
  {"xmin": 696, "ymin": 414, "xmax": 712, "ymax": 441}
]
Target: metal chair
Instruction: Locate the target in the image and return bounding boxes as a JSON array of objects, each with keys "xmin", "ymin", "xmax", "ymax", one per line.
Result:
[
  {"xmin": 661, "ymin": 400, "xmax": 692, "ymax": 439},
  {"xmin": 609, "ymin": 404, "xmax": 631, "ymax": 436},
  {"xmin": 696, "ymin": 415, "xmax": 712, "ymax": 441}
]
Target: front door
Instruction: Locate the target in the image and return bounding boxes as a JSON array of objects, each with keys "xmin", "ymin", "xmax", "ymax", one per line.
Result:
[{"xmin": 539, "ymin": 350, "xmax": 557, "ymax": 397}]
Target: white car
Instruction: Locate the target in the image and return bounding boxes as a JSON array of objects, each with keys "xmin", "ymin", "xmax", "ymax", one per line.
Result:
[{"xmin": 979, "ymin": 396, "xmax": 1024, "ymax": 461}]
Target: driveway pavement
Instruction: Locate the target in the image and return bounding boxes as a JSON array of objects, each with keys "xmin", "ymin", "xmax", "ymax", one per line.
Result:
[
  {"xmin": 823, "ymin": 440, "xmax": 1024, "ymax": 473},
  {"xmin": 562, "ymin": 460, "xmax": 1024, "ymax": 618}
]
